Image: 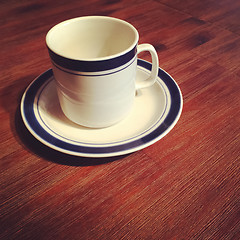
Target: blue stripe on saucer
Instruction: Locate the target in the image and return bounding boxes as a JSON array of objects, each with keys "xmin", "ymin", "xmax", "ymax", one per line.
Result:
[{"xmin": 21, "ymin": 59, "xmax": 182, "ymax": 157}]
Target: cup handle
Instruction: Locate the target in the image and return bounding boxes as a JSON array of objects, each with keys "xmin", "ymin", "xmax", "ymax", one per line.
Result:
[{"xmin": 136, "ymin": 44, "xmax": 159, "ymax": 89}]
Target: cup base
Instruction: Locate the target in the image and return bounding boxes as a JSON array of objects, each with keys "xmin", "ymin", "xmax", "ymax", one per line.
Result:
[
  {"xmin": 62, "ymin": 107, "xmax": 132, "ymax": 129},
  {"xmin": 56, "ymin": 81, "xmax": 135, "ymax": 129}
]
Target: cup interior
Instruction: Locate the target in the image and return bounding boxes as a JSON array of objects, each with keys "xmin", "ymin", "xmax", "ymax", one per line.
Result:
[{"xmin": 46, "ymin": 16, "xmax": 139, "ymax": 61}]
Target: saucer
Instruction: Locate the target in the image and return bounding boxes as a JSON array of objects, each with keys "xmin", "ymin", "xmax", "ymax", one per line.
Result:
[{"xmin": 20, "ymin": 59, "xmax": 183, "ymax": 157}]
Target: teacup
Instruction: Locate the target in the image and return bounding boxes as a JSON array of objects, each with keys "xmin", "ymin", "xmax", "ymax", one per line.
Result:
[{"xmin": 46, "ymin": 16, "xmax": 159, "ymax": 128}]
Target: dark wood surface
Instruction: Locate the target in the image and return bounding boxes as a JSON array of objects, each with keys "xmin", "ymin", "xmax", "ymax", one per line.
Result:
[{"xmin": 1, "ymin": 0, "xmax": 239, "ymax": 239}]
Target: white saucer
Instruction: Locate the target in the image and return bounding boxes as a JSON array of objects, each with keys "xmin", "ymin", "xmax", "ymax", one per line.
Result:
[{"xmin": 20, "ymin": 59, "xmax": 183, "ymax": 157}]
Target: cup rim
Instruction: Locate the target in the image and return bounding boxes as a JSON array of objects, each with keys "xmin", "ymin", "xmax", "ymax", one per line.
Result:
[{"xmin": 46, "ymin": 16, "xmax": 139, "ymax": 62}]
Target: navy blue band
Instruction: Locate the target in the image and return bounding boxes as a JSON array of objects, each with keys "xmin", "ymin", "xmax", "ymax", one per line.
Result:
[{"xmin": 48, "ymin": 46, "xmax": 137, "ymax": 72}]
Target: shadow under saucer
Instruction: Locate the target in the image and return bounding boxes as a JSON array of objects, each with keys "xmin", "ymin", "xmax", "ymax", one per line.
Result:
[{"xmin": 15, "ymin": 106, "xmax": 128, "ymax": 166}]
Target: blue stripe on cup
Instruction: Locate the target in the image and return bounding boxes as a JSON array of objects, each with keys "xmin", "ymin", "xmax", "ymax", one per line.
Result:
[{"xmin": 47, "ymin": 46, "xmax": 137, "ymax": 72}]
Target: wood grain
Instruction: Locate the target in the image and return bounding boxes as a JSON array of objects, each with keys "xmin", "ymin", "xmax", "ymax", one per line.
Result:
[{"xmin": 0, "ymin": 0, "xmax": 239, "ymax": 239}]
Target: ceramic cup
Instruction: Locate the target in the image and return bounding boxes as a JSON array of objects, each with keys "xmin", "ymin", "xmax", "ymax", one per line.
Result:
[{"xmin": 46, "ymin": 16, "xmax": 159, "ymax": 128}]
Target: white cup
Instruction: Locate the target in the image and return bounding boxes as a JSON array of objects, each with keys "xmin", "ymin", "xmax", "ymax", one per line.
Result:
[{"xmin": 46, "ymin": 16, "xmax": 159, "ymax": 128}]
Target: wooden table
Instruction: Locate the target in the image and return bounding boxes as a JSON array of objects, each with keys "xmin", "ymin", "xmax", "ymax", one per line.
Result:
[{"xmin": 1, "ymin": 0, "xmax": 239, "ymax": 239}]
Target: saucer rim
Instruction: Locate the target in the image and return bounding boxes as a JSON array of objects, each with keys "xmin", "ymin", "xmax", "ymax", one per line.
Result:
[{"xmin": 20, "ymin": 59, "xmax": 183, "ymax": 158}]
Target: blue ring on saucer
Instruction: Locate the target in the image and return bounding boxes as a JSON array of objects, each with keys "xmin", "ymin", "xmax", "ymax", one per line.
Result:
[
  {"xmin": 48, "ymin": 46, "xmax": 137, "ymax": 72},
  {"xmin": 21, "ymin": 59, "xmax": 182, "ymax": 157}
]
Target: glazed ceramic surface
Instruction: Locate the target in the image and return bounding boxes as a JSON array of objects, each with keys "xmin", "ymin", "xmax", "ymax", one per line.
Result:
[
  {"xmin": 21, "ymin": 59, "xmax": 182, "ymax": 157},
  {"xmin": 46, "ymin": 16, "xmax": 159, "ymax": 127}
]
